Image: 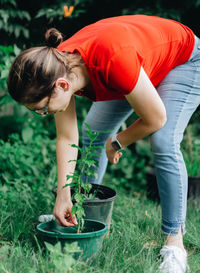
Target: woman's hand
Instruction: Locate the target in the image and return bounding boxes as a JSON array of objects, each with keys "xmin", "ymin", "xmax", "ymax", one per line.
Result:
[
  {"xmin": 53, "ymin": 191, "xmax": 78, "ymax": 227},
  {"xmin": 106, "ymin": 137, "xmax": 123, "ymax": 164}
]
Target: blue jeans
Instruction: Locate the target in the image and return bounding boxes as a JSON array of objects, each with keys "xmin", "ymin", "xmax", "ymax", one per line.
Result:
[{"xmin": 82, "ymin": 36, "xmax": 200, "ymax": 235}]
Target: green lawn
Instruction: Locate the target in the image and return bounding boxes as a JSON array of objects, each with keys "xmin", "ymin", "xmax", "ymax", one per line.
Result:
[{"xmin": 1, "ymin": 171, "xmax": 200, "ymax": 273}]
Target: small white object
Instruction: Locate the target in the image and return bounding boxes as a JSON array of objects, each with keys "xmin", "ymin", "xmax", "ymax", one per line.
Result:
[{"xmin": 38, "ymin": 214, "xmax": 55, "ymax": 223}]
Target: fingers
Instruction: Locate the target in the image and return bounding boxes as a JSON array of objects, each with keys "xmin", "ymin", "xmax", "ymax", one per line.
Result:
[
  {"xmin": 56, "ymin": 215, "xmax": 76, "ymax": 227},
  {"xmin": 55, "ymin": 217, "xmax": 63, "ymax": 226},
  {"xmin": 53, "ymin": 196, "xmax": 78, "ymax": 227},
  {"xmin": 113, "ymin": 151, "xmax": 123, "ymax": 164},
  {"xmin": 70, "ymin": 212, "xmax": 78, "ymax": 225},
  {"xmin": 65, "ymin": 212, "xmax": 78, "ymax": 226},
  {"xmin": 106, "ymin": 149, "xmax": 123, "ymax": 164},
  {"xmin": 54, "ymin": 210, "xmax": 78, "ymax": 227},
  {"xmin": 106, "ymin": 138, "xmax": 123, "ymax": 164}
]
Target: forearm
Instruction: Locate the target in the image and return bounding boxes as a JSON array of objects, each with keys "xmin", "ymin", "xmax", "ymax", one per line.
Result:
[
  {"xmin": 56, "ymin": 137, "xmax": 78, "ymax": 197},
  {"xmin": 117, "ymin": 117, "xmax": 165, "ymax": 148},
  {"xmin": 53, "ymin": 96, "xmax": 79, "ymax": 226}
]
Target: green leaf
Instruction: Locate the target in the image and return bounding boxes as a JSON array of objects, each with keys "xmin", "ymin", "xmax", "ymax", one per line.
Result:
[
  {"xmin": 66, "ymin": 174, "xmax": 73, "ymax": 181},
  {"xmin": 63, "ymin": 182, "xmax": 76, "ymax": 189},
  {"xmin": 71, "ymin": 205, "xmax": 77, "ymax": 215},
  {"xmin": 63, "ymin": 241, "xmax": 81, "ymax": 253},
  {"xmin": 76, "ymin": 207, "xmax": 85, "ymax": 219},
  {"xmin": 90, "ymin": 145, "xmax": 105, "ymax": 150},
  {"xmin": 68, "ymin": 158, "xmax": 77, "ymax": 162},
  {"xmin": 0, "ymin": 94, "xmax": 13, "ymax": 106},
  {"xmin": 82, "ymin": 182, "xmax": 92, "ymax": 193},
  {"xmin": 23, "ymin": 29, "xmax": 29, "ymax": 39},
  {"xmin": 14, "ymin": 26, "xmax": 20, "ymax": 38},
  {"xmin": 1, "ymin": 12, "xmax": 9, "ymax": 24},
  {"xmin": 74, "ymin": 192, "xmax": 85, "ymax": 203},
  {"xmin": 82, "ymin": 159, "xmax": 96, "ymax": 167},
  {"xmin": 71, "ymin": 143, "xmax": 83, "ymax": 152},
  {"xmin": 0, "ymin": 66, "xmax": 7, "ymax": 76},
  {"xmin": 45, "ymin": 242, "xmax": 56, "ymax": 253},
  {"xmin": 21, "ymin": 127, "xmax": 33, "ymax": 144}
]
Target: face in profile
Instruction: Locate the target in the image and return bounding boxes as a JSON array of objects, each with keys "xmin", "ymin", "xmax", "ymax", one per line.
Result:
[{"xmin": 25, "ymin": 78, "xmax": 72, "ymax": 116}]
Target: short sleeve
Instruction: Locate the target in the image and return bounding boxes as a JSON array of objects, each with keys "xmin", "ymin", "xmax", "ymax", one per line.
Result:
[{"xmin": 106, "ymin": 47, "xmax": 143, "ymax": 95}]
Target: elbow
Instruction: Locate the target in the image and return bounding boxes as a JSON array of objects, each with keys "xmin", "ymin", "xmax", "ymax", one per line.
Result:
[
  {"xmin": 147, "ymin": 113, "xmax": 167, "ymax": 133},
  {"xmin": 156, "ymin": 103, "xmax": 167, "ymax": 130},
  {"xmin": 161, "ymin": 110, "xmax": 167, "ymax": 127},
  {"xmin": 142, "ymin": 111, "xmax": 167, "ymax": 134},
  {"xmin": 154, "ymin": 113, "xmax": 167, "ymax": 131},
  {"xmin": 162, "ymin": 115, "xmax": 167, "ymax": 127}
]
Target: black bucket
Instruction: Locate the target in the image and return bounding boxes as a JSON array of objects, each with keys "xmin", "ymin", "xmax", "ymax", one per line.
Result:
[
  {"xmin": 188, "ymin": 176, "xmax": 200, "ymax": 198},
  {"xmin": 52, "ymin": 183, "xmax": 117, "ymax": 229}
]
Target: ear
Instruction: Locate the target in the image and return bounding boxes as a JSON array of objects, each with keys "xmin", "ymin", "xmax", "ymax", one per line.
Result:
[{"xmin": 55, "ymin": 78, "xmax": 69, "ymax": 91}]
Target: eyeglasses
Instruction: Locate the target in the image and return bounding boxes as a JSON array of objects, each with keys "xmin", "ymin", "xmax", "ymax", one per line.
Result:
[
  {"xmin": 34, "ymin": 101, "xmax": 49, "ymax": 116},
  {"xmin": 31, "ymin": 96, "xmax": 51, "ymax": 116}
]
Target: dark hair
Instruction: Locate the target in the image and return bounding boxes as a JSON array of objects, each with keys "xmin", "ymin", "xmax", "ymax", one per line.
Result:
[
  {"xmin": 45, "ymin": 28, "xmax": 63, "ymax": 48},
  {"xmin": 8, "ymin": 28, "xmax": 83, "ymax": 104}
]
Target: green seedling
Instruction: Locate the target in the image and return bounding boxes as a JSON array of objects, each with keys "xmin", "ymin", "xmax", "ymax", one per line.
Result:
[{"xmin": 64, "ymin": 123, "xmax": 109, "ymax": 233}]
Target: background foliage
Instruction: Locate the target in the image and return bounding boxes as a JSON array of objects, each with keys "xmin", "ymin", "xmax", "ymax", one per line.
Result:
[
  {"xmin": 0, "ymin": 0, "xmax": 200, "ymax": 199},
  {"xmin": 0, "ymin": 0, "xmax": 200, "ymax": 207},
  {"xmin": 0, "ymin": 1, "xmax": 200, "ymax": 271}
]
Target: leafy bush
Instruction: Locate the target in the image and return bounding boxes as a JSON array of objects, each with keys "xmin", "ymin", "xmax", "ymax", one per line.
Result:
[
  {"xmin": 121, "ymin": 3, "xmax": 181, "ymax": 21},
  {"xmin": 181, "ymin": 124, "xmax": 200, "ymax": 178},
  {"xmin": 0, "ymin": 125, "xmax": 57, "ymax": 242},
  {"xmin": 35, "ymin": 0, "xmax": 93, "ymax": 21},
  {"xmin": 0, "ymin": 0, "xmax": 31, "ymax": 41},
  {"xmin": 44, "ymin": 242, "xmax": 81, "ymax": 273},
  {"xmin": 0, "ymin": 129, "xmax": 56, "ymax": 188},
  {"xmin": 108, "ymin": 139, "xmax": 153, "ymax": 191},
  {"xmin": 0, "ymin": 44, "xmax": 21, "ymax": 106}
]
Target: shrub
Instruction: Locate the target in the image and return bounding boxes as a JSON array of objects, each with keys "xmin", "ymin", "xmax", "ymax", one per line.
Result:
[
  {"xmin": 0, "ymin": 0, "xmax": 31, "ymax": 41},
  {"xmin": 181, "ymin": 124, "xmax": 200, "ymax": 178}
]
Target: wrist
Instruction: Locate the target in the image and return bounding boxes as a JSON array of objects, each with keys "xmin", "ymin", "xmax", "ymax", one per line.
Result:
[
  {"xmin": 57, "ymin": 185, "xmax": 71, "ymax": 197},
  {"xmin": 56, "ymin": 191, "xmax": 71, "ymax": 203},
  {"xmin": 111, "ymin": 134, "xmax": 123, "ymax": 151}
]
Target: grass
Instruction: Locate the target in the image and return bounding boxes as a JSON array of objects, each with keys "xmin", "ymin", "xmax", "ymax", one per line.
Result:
[{"xmin": 1, "ymin": 172, "xmax": 200, "ymax": 273}]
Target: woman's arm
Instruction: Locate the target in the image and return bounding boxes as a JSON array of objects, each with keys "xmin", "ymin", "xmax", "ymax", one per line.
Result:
[
  {"xmin": 106, "ymin": 66, "xmax": 167, "ymax": 164},
  {"xmin": 53, "ymin": 95, "xmax": 79, "ymax": 226}
]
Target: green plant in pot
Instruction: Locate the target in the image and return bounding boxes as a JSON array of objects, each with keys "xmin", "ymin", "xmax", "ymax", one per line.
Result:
[
  {"xmin": 64, "ymin": 123, "xmax": 108, "ymax": 233},
  {"xmin": 52, "ymin": 124, "xmax": 117, "ymax": 229},
  {"xmin": 37, "ymin": 124, "xmax": 116, "ymax": 260}
]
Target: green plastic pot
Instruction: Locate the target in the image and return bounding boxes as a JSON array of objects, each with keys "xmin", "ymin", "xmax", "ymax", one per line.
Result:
[
  {"xmin": 52, "ymin": 183, "xmax": 116, "ymax": 229},
  {"xmin": 37, "ymin": 219, "xmax": 108, "ymax": 261}
]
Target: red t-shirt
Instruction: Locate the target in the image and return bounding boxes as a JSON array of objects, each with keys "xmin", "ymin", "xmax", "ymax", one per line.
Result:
[{"xmin": 58, "ymin": 15, "xmax": 195, "ymax": 101}]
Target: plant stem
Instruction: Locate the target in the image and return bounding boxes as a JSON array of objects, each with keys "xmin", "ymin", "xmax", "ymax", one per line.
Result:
[{"xmin": 77, "ymin": 218, "xmax": 81, "ymax": 234}]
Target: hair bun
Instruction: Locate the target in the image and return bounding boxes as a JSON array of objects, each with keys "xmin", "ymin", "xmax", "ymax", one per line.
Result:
[{"xmin": 45, "ymin": 28, "xmax": 63, "ymax": 48}]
